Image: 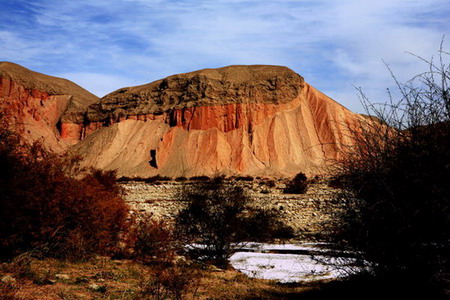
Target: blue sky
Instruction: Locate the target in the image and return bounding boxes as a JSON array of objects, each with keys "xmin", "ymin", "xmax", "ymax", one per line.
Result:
[{"xmin": 1, "ymin": 0, "xmax": 449, "ymax": 113}]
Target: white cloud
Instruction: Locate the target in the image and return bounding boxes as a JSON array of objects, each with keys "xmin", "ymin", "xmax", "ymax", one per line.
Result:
[
  {"xmin": 57, "ymin": 72, "xmax": 141, "ymax": 97},
  {"xmin": 0, "ymin": 31, "xmax": 44, "ymax": 63},
  {"xmin": 0, "ymin": 0, "xmax": 448, "ymax": 111}
]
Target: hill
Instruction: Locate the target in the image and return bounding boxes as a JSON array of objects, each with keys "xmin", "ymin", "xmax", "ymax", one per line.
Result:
[
  {"xmin": 1, "ymin": 63, "xmax": 365, "ymax": 177},
  {"xmin": 0, "ymin": 61, "xmax": 98, "ymax": 151},
  {"xmin": 67, "ymin": 65, "xmax": 364, "ymax": 177}
]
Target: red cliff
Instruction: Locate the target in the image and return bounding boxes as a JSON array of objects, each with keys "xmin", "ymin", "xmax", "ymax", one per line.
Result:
[
  {"xmin": 0, "ymin": 62, "xmax": 98, "ymax": 151},
  {"xmin": 69, "ymin": 65, "xmax": 365, "ymax": 177}
]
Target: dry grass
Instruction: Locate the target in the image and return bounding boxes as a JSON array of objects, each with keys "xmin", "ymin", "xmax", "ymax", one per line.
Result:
[{"xmin": 0, "ymin": 256, "xmax": 316, "ymax": 300}]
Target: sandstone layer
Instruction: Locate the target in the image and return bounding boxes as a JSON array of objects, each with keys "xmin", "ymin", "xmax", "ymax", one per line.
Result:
[
  {"xmin": 69, "ymin": 65, "xmax": 364, "ymax": 177},
  {"xmin": 0, "ymin": 62, "xmax": 98, "ymax": 151}
]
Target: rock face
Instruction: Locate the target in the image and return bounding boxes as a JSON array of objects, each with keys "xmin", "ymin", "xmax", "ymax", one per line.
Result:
[
  {"xmin": 69, "ymin": 65, "xmax": 363, "ymax": 177},
  {"xmin": 1, "ymin": 63, "xmax": 364, "ymax": 177},
  {"xmin": 0, "ymin": 62, "xmax": 98, "ymax": 151}
]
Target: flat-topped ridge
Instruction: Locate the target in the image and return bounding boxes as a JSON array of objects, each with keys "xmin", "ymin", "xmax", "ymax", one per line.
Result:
[{"xmin": 86, "ymin": 65, "xmax": 304, "ymax": 122}]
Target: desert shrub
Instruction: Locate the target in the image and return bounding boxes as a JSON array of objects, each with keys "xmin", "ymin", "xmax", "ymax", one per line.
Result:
[
  {"xmin": 137, "ymin": 263, "xmax": 200, "ymax": 300},
  {"xmin": 128, "ymin": 218, "xmax": 177, "ymax": 264},
  {"xmin": 234, "ymin": 175, "xmax": 254, "ymax": 181},
  {"xmin": 188, "ymin": 175, "xmax": 210, "ymax": 181},
  {"xmin": 272, "ymin": 223, "xmax": 296, "ymax": 239},
  {"xmin": 144, "ymin": 175, "xmax": 159, "ymax": 183},
  {"xmin": 327, "ymin": 175, "xmax": 344, "ymax": 189},
  {"xmin": 0, "ymin": 128, "xmax": 129, "ymax": 260},
  {"xmin": 244, "ymin": 208, "xmax": 295, "ymax": 240},
  {"xmin": 265, "ymin": 179, "xmax": 276, "ymax": 188},
  {"xmin": 283, "ymin": 172, "xmax": 308, "ymax": 194},
  {"xmin": 4, "ymin": 252, "xmax": 52, "ymax": 285},
  {"xmin": 174, "ymin": 176, "xmax": 188, "ymax": 182},
  {"xmin": 329, "ymin": 44, "xmax": 450, "ymax": 297},
  {"xmin": 210, "ymin": 174, "xmax": 226, "ymax": 184},
  {"xmin": 117, "ymin": 176, "xmax": 133, "ymax": 182},
  {"xmin": 119, "ymin": 176, "xmax": 148, "ymax": 182},
  {"xmin": 145, "ymin": 175, "xmax": 172, "ymax": 183},
  {"xmin": 0, "ymin": 283, "xmax": 17, "ymax": 300},
  {"xmin": 309, "ymin": 175, "xmax": 321, "ymax": 184},
  {"xmin": 175, "ymin": 180, "xmax": 289, "ymax": 267}
]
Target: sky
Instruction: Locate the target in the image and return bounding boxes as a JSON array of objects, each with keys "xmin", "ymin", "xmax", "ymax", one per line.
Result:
[{"xmin": 1, "ymin": 0, "xmax": 449, "ymax": 113}]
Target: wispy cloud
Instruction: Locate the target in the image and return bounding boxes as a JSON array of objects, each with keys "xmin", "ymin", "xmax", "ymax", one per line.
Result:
[{"xmin": 0, "ymin": 0, "xmax": 449, "ymax": 112}]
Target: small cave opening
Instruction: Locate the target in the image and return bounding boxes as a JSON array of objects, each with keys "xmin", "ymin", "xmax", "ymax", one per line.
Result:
[
  {"xmin": 149, "ymin": 149, "xmax": 158, "ymax": 168},
  {"xmin": 56, "ymin": 120, "xmax": 62, "ymax": 136}
]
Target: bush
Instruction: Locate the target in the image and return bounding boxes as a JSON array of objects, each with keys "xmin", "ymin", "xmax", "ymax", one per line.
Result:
[
  {"xmin": 188, "ymin": 175, "xmax": 210, "ymax": 181},
  {"xmin": 329, "ymin": 44, "xmax": 450, "ymax": 296},
  {"xmin": 327, "ymin": 175, "xmax": 344, "ymax": 189},
  {"xmin": 128, "ymin": 218, "xmax": 176, "ymax": 264},
  {"xmin": 175, "ymin": 180, "xmax": 291, "ymax": 267},
  {"xmin": 4, "ymin": 252, "xmax": 53, "ymax": 285},
  {"xmin": 137, "ymin": 263, "xmax": 200, "ymax": 300},
  {"xmin": 145, "ymin": 175, "xmax": 172, "ymax": 183},
  {"xmin": 244, "ymin": 208, "xmax": 295, "ymax": 240},
  {"xmin": 0, "ymin": 127, "xmax": 129, "ymax": 260},
  {"xmin": 265, "ymin": 179, "xmax": 276, "ymax": 188},
  {"xmin": 234, "ymin": 175, "xmax": 254, "ymax": 181},
  {"xmin": 117, "ymin": 176, "xmax": 133, "ymax": 182},
  {"xmin": 283, "ymin": 172, "xmax": 308, "ymax": 194},
  {"xmin": 0, "ymin": 283, "xmax": 17, "ymax": 300}
]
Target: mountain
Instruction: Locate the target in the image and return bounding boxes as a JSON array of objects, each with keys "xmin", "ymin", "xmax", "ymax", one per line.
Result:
[
  {"xmin": 67, "ymin": 65, "xmax": 363, "ymax": 177},
  {"xmin": 1, "ymin": 63, "xmax": 364, "ymax": 177},
  {"xmin": 0, "ymin": 62, "xmax": 98, "ymax": 151}
]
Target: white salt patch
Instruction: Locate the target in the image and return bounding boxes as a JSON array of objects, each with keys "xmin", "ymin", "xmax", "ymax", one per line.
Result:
[
  {"xmin": 186, "ymin": 242, "xmax": 363, "ymax": 283},
  {"xmin": 230, "ymin": 243, "xmax": 361, "ymax": 283},
  {"xmin": 230, "ymin": 252, "xmax": 350, "ymax": 283}
]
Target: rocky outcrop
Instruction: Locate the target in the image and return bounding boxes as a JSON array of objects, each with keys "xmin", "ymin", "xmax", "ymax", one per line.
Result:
[
  {"xmin": 69, "ymin": 65, "xmax": 364, "ymax": 177},
  {"xmin": 86, "ymin": 65, "xmax": 303, "ymax": 120},
  {"xmin": 0, "ymin": 62, "xmax": 98, "ymax": 150}
]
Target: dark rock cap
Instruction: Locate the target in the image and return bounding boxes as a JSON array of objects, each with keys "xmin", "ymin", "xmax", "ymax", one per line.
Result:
[{"xmin": 86, "ymin": 65, "xmax": 304, "ymax": 122}]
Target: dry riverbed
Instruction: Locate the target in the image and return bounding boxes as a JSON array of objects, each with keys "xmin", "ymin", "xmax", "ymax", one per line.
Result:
[{"xmin": 121, "ymin": 179, "xmax": 346, "ymax": 236}]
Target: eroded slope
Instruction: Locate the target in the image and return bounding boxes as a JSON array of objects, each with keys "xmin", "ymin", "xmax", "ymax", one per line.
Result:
[
  {"xmin": 0, "ymin": 62, "xmax": 98, "ymax": 151},
  {"xmin": 70, "ymin": 65, "xmax": 363, "ymax": 177}
]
